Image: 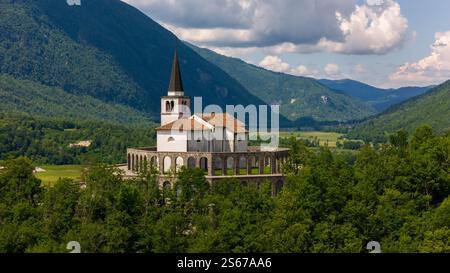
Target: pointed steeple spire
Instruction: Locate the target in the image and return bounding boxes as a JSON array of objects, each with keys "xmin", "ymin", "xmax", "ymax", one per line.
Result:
[{"xmin": 168, "ymin": 49, "xmax": 184, "ymax": 94}]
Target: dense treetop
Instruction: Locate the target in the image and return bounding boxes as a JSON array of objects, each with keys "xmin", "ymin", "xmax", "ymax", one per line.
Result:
[
  {"xmin": 0, "ymin": 114, "xmax": 155, "ymax": 165},
  {"xmin": 1, "ymin": 126, "xmax": 449, "ymax": 253}
]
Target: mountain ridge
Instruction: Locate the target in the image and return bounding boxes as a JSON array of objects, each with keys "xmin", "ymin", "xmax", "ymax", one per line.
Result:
[
  {"xmin": 0, "ymin": 0, "xmax": 267, "ymax": 121},
  {"xmin": 348, "ymin": 80, "xmax": 450, "ymax": 141},
  {"xmin": 319, "ymin": 79, "xmax": 432, "ymax": 111}
]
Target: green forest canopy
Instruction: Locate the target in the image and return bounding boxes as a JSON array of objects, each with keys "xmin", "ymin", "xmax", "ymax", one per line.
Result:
[
  {"xmin": 0, "ymin": 126, "xmax": 449, "ymax": 253},
  {"xmin": 0, "ymin": 114, "xmax": 156, "ymax": 165}
]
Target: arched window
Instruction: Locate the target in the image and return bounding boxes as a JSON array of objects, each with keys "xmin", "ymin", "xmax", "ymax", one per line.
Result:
[
  {"xmin": 166, "ymin": 101, "xmax": 171, "ymax": 112},
  {"xmin": 176, "ymin": 157, "xmax": 184, "ymax": 172},
  {"xmin": 150, "ymin": 156, "xmax": 158, "ymax": 168},
  {"xmin": 200, "ymin": 157, "xmax": 208, "ymax": 171},
  {"xmin": 163, "ymin": 156, "xmax": 172, "ymax": 174},
  {"xmin": 168, "ymin": 137, "xmax": 175, "ymax": 142},
  {"xmin": 188, "ymin": 157, "xmax": 196, "ymax": 169}
]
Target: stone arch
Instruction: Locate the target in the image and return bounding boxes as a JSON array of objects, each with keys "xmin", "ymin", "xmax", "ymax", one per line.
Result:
[
  {"xmin": 200, "ymin": 157, "xmax": 208, "ymax": 171},
  {"xmin": 127, "ymin": 154, "xmax": 131, "ymax": 170},
  {"xmin": 176, "ymin": 157, "xmax": 184, "ymax": 172},
  {"xmin": 139, "ymin": 155, "xmax": 143, "ymax": 171},
  {"xmin": 150, "ymin": 156, "xmax": 158, "ymax": 169},
  {"xmin": 213, "ymin": 156, "xmax": 223, "ymax": 176},
  {"xmin": 187, "ymin": 157, "xmax": 196, "ymax": 169},
  {"xmin": 163, "ymin": 156, "xmax": 172, "ymax": 174}
]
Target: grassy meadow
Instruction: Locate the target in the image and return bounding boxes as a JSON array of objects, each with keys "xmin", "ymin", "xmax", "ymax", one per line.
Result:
[
  {"xmin": 280, "ymin": 131, "xmax": 343, "ymax": 148},
  {"xmin": 35, "ymin": 165, "xmax": 85, "ymax": 187}
]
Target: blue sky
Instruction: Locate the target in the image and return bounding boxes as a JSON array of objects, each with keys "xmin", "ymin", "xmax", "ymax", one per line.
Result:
[{"xmin": 123, "ymin": 0, "xmax": 450, "ymax": 88}]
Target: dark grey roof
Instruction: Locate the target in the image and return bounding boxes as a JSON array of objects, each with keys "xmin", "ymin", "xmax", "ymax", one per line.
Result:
[{"xmin": 168, "ymin": 50, "xmax": 184, "ymax": 92}]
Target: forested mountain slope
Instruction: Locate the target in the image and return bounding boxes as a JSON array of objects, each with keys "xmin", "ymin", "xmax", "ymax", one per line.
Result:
[{"xmin": 349, "ymin": 80, "xmax": 450, "ymax": 141}]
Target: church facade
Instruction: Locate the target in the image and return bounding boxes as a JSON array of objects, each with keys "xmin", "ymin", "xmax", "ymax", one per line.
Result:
[{"xmin": 125, "ymin": 51, "xmax": 289, "ymax": 194}]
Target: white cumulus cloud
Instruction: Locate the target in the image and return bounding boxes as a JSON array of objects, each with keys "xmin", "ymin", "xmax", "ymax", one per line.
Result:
[
  {"xmin": 291, "ymin": 65, "xmax": 320, "ymax": 78},
  {"xmin": 259, "ymin": 55, "xmax": 291, "ymax": 73},
  {"xmin": 389, "ymin": 31, "xmax": 450, "ymax": 86},
  {"xmin": 324, "ymin": 64, "xmax": 342, "ymax": 79},
  {"xmin": 320, "ymin": 0, "xmax": 408, "ymax": 54},
  {"xmin": 258, "ymin": 56, "xmax": 340, "ymax": 79},
  {"xmin": 123, "ymin": 0, "xmax": 408, "ymax": 55}
]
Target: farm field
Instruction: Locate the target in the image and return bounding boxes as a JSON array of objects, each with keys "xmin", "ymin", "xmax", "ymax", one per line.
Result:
[
  {"xmin": 250, "ymin": 131, "xmax": 348, "ymax": 148},
  {"xmin": 35, "ymin": 165, "xmax": 85, "ymax": 186},
  {"xmin": 280, "ymin": 131, "xmax": 343, "ymax": 147}
]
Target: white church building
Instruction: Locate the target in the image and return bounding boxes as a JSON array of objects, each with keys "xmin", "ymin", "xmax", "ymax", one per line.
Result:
[{"xmin": 125, "ymin": 50, "xmax": 289, "ymax": 194}]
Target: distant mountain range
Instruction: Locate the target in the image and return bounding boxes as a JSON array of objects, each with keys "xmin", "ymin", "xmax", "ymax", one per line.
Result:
[
  {"xmin": 190, "ymin": 46, "xmax": 376, "ymax": 122},
  {"xmin": 0, "ymin": 0, "xmax": 439, "ymax": 129},
  {"xmin": 348, "ymin": 80, "xmax": 450, "ymax": 141},
  {"xmin": 319, "ymin": 79, "xmax": 432, "ymax": 111}
]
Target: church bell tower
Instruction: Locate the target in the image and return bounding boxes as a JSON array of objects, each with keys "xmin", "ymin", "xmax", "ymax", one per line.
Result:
[{"xmin": 161, "ymin": 50, "xmax": 191, "ymax": 126}]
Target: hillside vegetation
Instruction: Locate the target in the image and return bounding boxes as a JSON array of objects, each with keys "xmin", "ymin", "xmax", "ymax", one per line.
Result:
[
  {"xmin": 349, "ymin": 81, "xmax": 450, "ymax": 142},
  {"xmin": 0, "ymin": 0, "xmax": 266, "ymax": 120},
  {"xmin": 0, "ymin": 74, "xmax": 152, "ymax": 124},
  {"xmin": 0, "ymin": 114, "xmax": 156, "ymax": 164}
]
